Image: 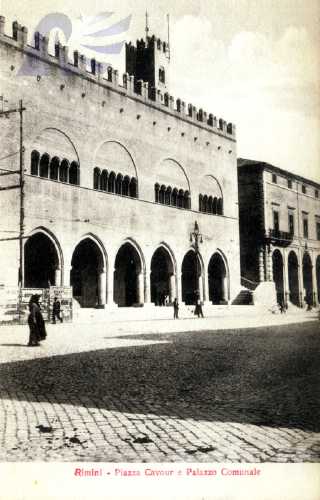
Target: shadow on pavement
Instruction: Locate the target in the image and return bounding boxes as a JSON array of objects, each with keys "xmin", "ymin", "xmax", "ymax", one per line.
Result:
[{"xmin": 0, "ymin": 322, "xmax": 319, "ymax": 432}]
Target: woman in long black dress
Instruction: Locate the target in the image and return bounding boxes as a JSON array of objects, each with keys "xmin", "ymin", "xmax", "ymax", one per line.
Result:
[{"xmin": 27, "ymin": 294, "xmax": 47, "ymax": 346}]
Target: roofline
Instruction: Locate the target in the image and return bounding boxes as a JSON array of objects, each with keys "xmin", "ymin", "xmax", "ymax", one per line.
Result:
[{"xmin": 237, "ymin": 158, "xmax": 320, "ymax": 190}]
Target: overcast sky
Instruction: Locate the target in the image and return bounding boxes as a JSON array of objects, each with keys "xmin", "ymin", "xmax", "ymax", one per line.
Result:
[{"xmin": 1, "ymin": 0, "xmax": 319, "ymax": 181}]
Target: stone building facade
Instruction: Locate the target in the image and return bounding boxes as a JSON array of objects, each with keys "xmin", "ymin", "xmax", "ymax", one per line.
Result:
[
  {"xmin": 238, "ymin": 159, "xmax": 320, "ymax": 308},
  {"xmin": 0, "ymin": 16, "xmax": 241, "ymax": 316}
]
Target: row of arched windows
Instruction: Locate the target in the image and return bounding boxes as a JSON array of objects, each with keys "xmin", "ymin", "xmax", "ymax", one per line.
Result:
[
  {"xmin": 93, "ymin": 168, "xmax": 138, "ymax": 198},
  {"xmin": 30, "ymin": 151, "xmax": 80, "ymax": 185},
  {"xmin": 155, "ymin": 183, "xmax": 191, "ymax": 209},
  {"xmin": 199, "ymin": 194, "xmax": 223, "ymax": 215}
]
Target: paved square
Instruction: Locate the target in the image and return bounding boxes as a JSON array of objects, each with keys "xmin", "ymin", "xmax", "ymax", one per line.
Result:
[{"xmin": 0, "ymin": 317, "xmax": 319, "ymax": 462}]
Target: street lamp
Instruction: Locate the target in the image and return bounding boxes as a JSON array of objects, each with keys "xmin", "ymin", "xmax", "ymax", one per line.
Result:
[{"xmin": 190, "ymin": 221, "xmax": 203, "ymax": 303}]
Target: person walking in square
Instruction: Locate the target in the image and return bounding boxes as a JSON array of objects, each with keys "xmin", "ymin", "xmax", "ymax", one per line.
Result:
[
  {"xmin": 27, "ymin": 294, "xmax": 47, "ymax": 346},
  {"xmin": 194, "ymin": 292, "xmax": 204, "ymax": 318},
  {"xmin": 52, "ymin": 296, "xmax": 63, "ymax": 324},
  {"xmin": 173, "ymin": 298, "xmax": 179, "ymax": 319}
]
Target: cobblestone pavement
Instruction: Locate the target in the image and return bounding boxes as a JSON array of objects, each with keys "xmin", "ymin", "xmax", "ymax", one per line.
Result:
[{"xmin": 0, "ymin": 317, "xmax": 319, "ymax": 462}]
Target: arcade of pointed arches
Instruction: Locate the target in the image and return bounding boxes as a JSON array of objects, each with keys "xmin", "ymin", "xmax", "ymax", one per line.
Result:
[{"xmin": 23, "ymin": 229, "xmax": 232, "ymax": 308}]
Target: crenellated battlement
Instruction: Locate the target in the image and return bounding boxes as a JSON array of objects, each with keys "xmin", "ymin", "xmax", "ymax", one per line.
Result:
[{"xmin": 0, "ymin": 15, "xmax": 236, "ymax": 140}]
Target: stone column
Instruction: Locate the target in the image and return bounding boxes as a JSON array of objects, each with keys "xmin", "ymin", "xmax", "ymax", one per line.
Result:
[
  {"xmin": 54, "ymin": 268, "xmax": 61, "ymax": 287},
  {"xmin": 259, "ymin": 246, "xmax": 265, "ymax": 282},
  {"xmin": 137, "ymin": 272, "xmax": 144, "ymax": 305},
  {"xmin": 144, "ymin": 269, "xmax": 151, "ymax": 304},
  {"xmin": 204, "ymin": 272, "xmax": 210, "ymax": 304},
  {"xmin": 223, "ymin": 276, "xmax": 228, "ymax": 303},
  {"xmin": 198, "ymin": 275, "xmax": 204, "ymax": 302},
  {"xmin": 177, "ymin": 272, "xmax": 183, "ymax": 304},
  {"xmin": 169, "ymin": 274, "xmax": 176, "ymax": 302},
  {"xmin": 97, "ymin": 268, "xmax": 106, "ymax": 307},
  {"xmin": 107, "ymin": 268, "xmax": 115, "ymax": 306}
]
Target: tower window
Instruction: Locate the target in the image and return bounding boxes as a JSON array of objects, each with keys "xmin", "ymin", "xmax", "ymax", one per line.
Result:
[
  {"xmin": 287, "ymin": 179, "xmax": 292, "ymax": 189},
  {"xmin": 302, "ymin": 185, "xmax": 306, "ymax": 194},
  {"xmin": 159, "ymin": 67, "xmax": 165, "ymax": 84},
  {"xmin": 272, "ymin": 174, "xmax": 277, "ymax": 184},
  {"xmin": 315, "ymin": 189, "xmax": 319, "ymax": 198}
]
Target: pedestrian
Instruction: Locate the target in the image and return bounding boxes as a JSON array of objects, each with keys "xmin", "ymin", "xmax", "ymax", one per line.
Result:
[
  {"xmin": 27, "ymin": 294, "xmax": 47, "ymax": 346},
  {"xmin": 173, "ymin": 298, "xmax": 179, "ymax": 319},
  {"xmin": 194, "ymin": 296, "xmax": 204, "ymax": 318},
  {"xmin": 52, "ymin": 296, "xmax": 63, "ymax": 323}
]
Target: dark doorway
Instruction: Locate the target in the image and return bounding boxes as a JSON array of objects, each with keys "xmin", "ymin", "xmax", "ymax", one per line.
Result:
[
  {"xmin": 208, "ymin": 253, "xmax": 227, "ymax": 304},
  {"xmin": 182, "ymin": 251, "xmax": 199, "ymax": 305},
  {"xmin": 303, "ymin": 253, "xmax": 313, "ymax": 307},
  {"xmin": 151, "ymin": 247, "xmax": 173, "ymax": 305},
  {"xmin": 70, "ymin": 238, "xmax": 103, "ymax": 307},
  {"xmin": 272, "ymin": 250, "xmax": 284, "ymax": 305},
  {"xmin": 24, "ymin": 232, "xmax": 59, "ymax": 288},
  {"xmin": 114, "ymin": 243, "xmax": 142, "ymax": 307},
  {"xmin": 288, "ymin": 251, "xmax": 299, "ymax": 306}
]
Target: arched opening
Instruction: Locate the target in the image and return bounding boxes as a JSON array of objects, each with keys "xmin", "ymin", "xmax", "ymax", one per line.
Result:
[
  {"xmin": 129, "ymin": 177, "xmax": 137, "ymax": 198},
  {"xmin": 202, "ymin": 195, "xmax": 208, "ymax": 213},
  {"xmin": 213, "ymin": 197, "xmax": 218, "ymax": 214},
  {"xmin": 70, "ymin": 238, "xmax": 105, "ymax": 308},
  {"xmin": 199, "ymin": 194, "xmax": 203, "ymax": 212},
  {"xmin": 108, "ymin": 171, "xmax": 116, "ymax": 193},
  {"xmin": 100, "ymin": 170, "xmax": 108, "ymax": 191},
  {"xmin": 208, "ymin": 252, "xmax": 228, "ymax": 304},
  {"xmin": 24, "ymin": 232, "xmax": 60, "ymax": 288},
  {"xmin": 182, "ymin": 250, "xmax": 201, "ymax": 305},
  {"xmin": 303, "ymin": 252, "xmax": 313, "ymax": 307},
  {"xmin": 165, "ymin": 186, "xmax": 171, "ymax": 205},
  {"xmin": 155, "ymin": 183, "xmax": 160, "ymax": 202},
  {"xmin": 184, "ymin": 191, "xmax": 190, "ymax": 209},
  {"xmin": 39, "ymin": 153, "xmax": 49, "ymax": 178},
  {"xmin": 151, "ymin": 247, "xmax": 174, "ymax": 305},
  {"xmin": 208, "ymin": 196, "xmax": 213, "ymax": 214},
  {"xmin": 288, "ymin": 251, "xmax": 299, "ymax": 306},
  {"xmin": 59, "ymin": 159, "xmax": 69, "ymax": 183},
  {"xmin": 177, "ymin": 189, "xmax": 184, "ymax": 208},
  {"xmin": 171, "ymin": 188, "xmax": 178, "ymax": 207},
  {"xmin": 122, "ymin": 175, "xmax": 130, "ymax": 196},
  {"xmin": 114, "ymin": 243, "xmax": 143, "ymax": 307},
  {"xmin": 31, "ymin": 150, "xmax": 40, "ymax": 176},
  {"xmin": 49, "ymin": 156, "xmax": 59, "ymax": 180},
  {"xmin": 116, "ymin": 173, "xmax": 123, "ymax": 195},
  {"xmin": 217, "ymin": 198, "xmax": 223, "ymax": 215},
  {"xmin": 69, "ymin": 161, "xmax": 79, "ymax": 185},
  {"xmin": 272, "ymin": 250, "xmax": 284, "ymax": 305},
  {"xmin": 159, "ymin": 185, "xmax": 166, "ymax": 204},
  {"xmin": 316, "ymin": 256, "xmax": 320, "ymax": 303},
  {"xmin": 93, "ymin": 167, "xmax": 101, "ymax": 190}
]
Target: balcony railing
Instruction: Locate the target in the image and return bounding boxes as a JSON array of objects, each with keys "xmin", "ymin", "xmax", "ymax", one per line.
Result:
[{"xmin": 267, "ymin": 229, "xmax": 294, "ymax": 243}]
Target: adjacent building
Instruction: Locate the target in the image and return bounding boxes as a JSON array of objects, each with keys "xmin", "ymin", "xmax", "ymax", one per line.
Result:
[{"xmin": 238, "ymin": 159, "xmax": 320, "ymax": 308}]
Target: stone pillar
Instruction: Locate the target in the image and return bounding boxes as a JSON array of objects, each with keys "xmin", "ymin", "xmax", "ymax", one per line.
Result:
[
  {"xmin": 267, "ymin": 246, "xmax": 273, "ymax": 281},
  {"xmin": 54, "ymin": 268, "xmax": 61, "ymax": 287},
  {"xmin": 177, "ymin": 272, "xmax": 183, "ymax": 304},
  {"xmin": 64, "ymin": 266, "xmax": 72, "ymax": 287},
  {"xmin": 169, "ymin": 274, "xmax": 175, "ymax": 302},
  {"xmin": 223, "ymin": 276, "xmax": 228, "ymax": 303},
  {"xmin": 145, "ymin": 269, "xmax": 151, "ymax": 304},
  {"xmin": 137, "ymin": 272, "xmax": 144, "ymax": 305},
  {"xmin": 199, "ymin": 275, "xmax": 204, "ymax": 302},
  {"xmin": 97, "ymin": 269, "xmax": 106, "ymax": 307},
  {"xmin": 259, "ymin": 246, "xmax": 265, "ymax": 282},
  {"xmin": 203, "ymin": 271, "xmax": 210, "ymax": 305},
  {"xmin": 107, "ymin": 268, "xmax": 115, "ymax": 306}
]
